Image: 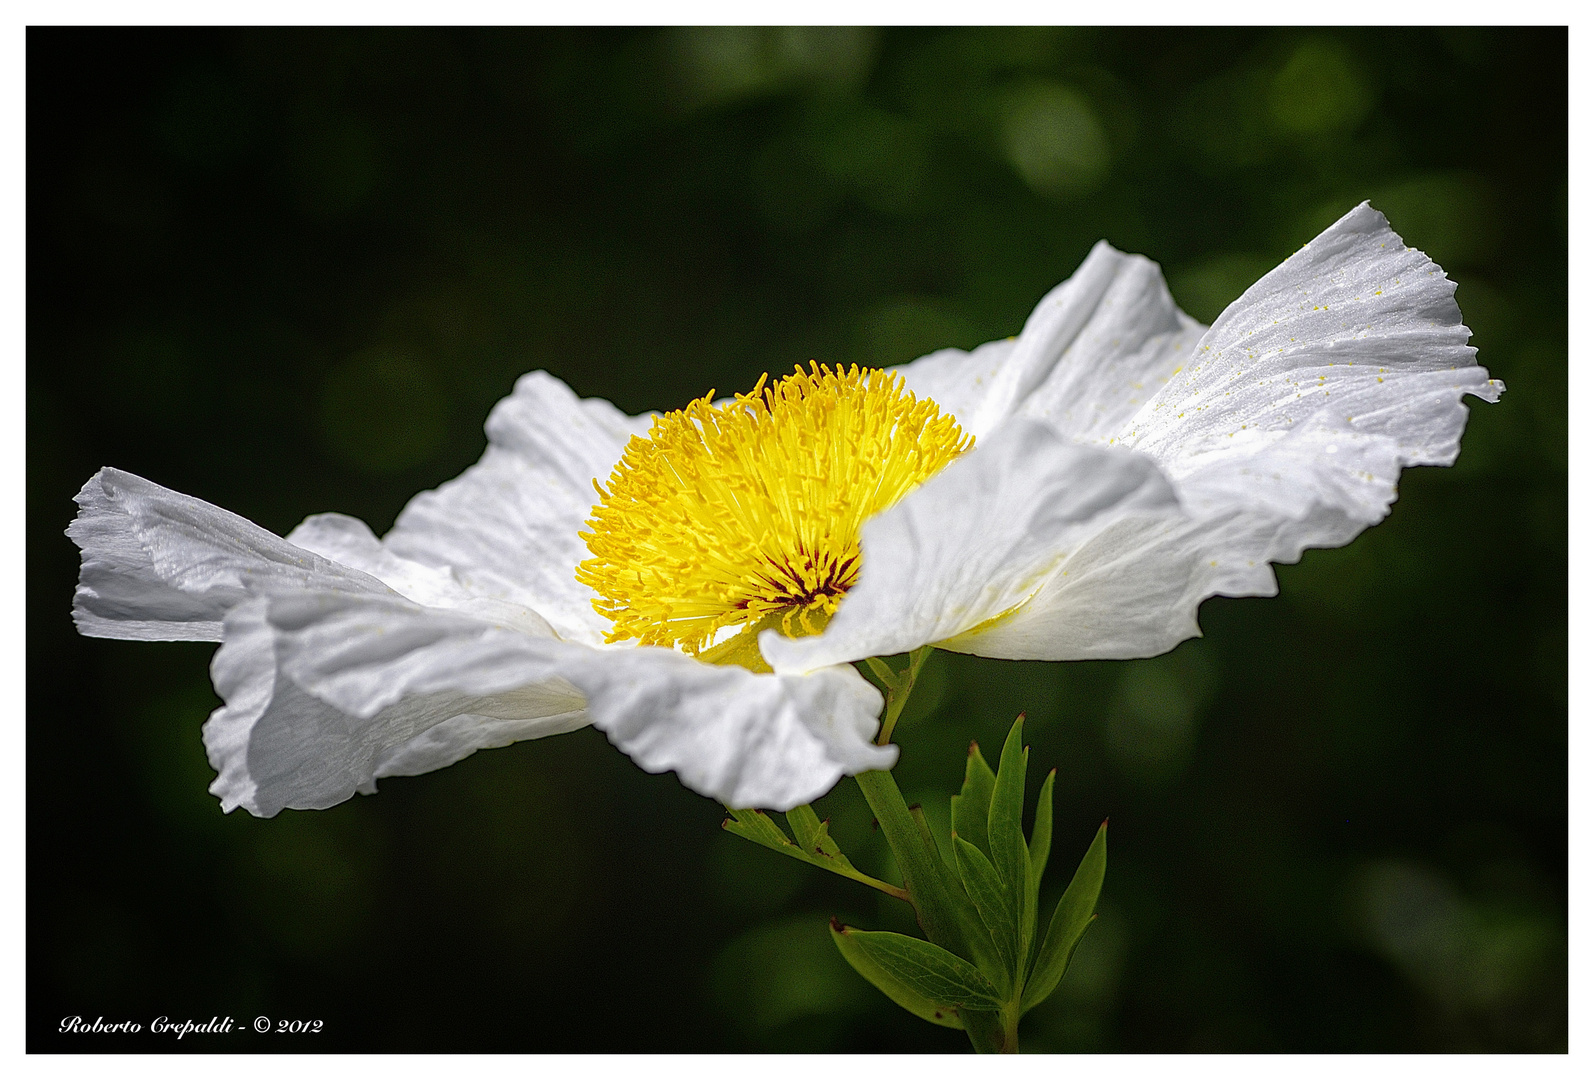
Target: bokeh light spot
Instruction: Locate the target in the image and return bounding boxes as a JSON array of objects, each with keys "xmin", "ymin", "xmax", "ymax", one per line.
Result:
[
  {"xmin": 1168, "ymin": 253, "xmax": 1279, "ymax": 325},
  {"xmin": 1353, "ymin": 859, "xmax": 1558, "ymax": 1013},
  {"xmin": 999, "ymin": 82, "xmax": 1109, "ymax": 198},
  {"xmin": 666, "ymin": 27, "xmax": 876, "ymax": 109},
  {"xmin": 1371, "ymin": 171, "xmax": 1499, "ymax": 269},
  {"xmin": 1268, "ymin": 40, "xmax": 1374, "ymax": 136}
]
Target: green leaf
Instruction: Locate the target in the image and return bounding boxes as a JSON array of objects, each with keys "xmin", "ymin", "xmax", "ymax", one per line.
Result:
[
  {"xmin": 807, "ymin": 818, "xmax": 850, "ymax": 865},
  {"xmin": 1026, "ymin": 768, "xmax": 1056, "ymax": 967},
  {"xmin": 785, "ymin": 804, "xmax": 823, "ymax": 853},
  {"xmin": 853, "ymin": 770, "xmax": 1004, "ymax": 977},
  {"xmin": 830, "ymin": 920, "xmax": 1003, "ymax": 1026},
  {"xmin": 950, "ymin": 741, "xmax": 996, "ymax": 858},
  {"xmin": 863, "ymin": 655, "xmax": 899, "ymax": 690},
  {"xmin": 1028, "ymin": 769, "xmax": 1056, "ymax": 884},
  {"xmin": 1022, "ymin": 820, "xmax": 1107, "ymax": 1014},
  {"xmin": 908, "ymin": 803, "xmax": 953, "ymax": 873},
  {"xmin": 722, "ymin": 807, "xmax": 902, "ymax": 900},
  {"xmin": 988, "ymin": 716, "xmax": 1029, "ymax": 886},
  {"xmin": 952, "ymin": 835, "xmax": 1018, "ymax": 986},
  {"xmin": 722, "ymin": 807, "xmax": 797, "ymax": 855},
  {"xmin": 988, "ymin": 715, "xmax": 1032, "ymax": 966},
  {"xmin": 828, "ymin": 919, "xmax": 963, "ymax": 1029}
]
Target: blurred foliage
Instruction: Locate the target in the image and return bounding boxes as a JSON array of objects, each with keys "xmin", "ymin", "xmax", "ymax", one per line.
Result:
[{"xmin": 28, "ymin": 27, "xmax": 1564, "ymax": 1052}]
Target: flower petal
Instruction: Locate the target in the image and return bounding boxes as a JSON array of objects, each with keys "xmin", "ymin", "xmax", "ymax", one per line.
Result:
[
  {"xmin": 1125, "ymin": 201, "xmax": 1500, "ymax": 485},
  {"xmin": 759, "ymin": 417, "xmax": 1181, "ymax": 674},
  {"xmin": 557, "ymin": 647, "xmax": 894, "ymax": 811},
  {"xmin": 264, "ymin": 591, "xmax": 570, "ymax": 717},
  {"xmin": 962, "ymin": 242, "xmax": 1201, "ymax": 439},
  {"xmin": 68, "ymin": 467, "xmax": 390, "ymax": 642},
  {"xmin": 1120, "ymin": 202, "xmax": 1500, "ymax": 576},
  {"xmin": 287, "ymin": 512, "xmax": 557, "ymax": 637},
  {"xmin": 205, "ymin": 593, "xmax": 587, "ymax": 816},
  {"xmin": 214, "ymin": 584, "xmax": 890, "ymax": 814},
  {"xmin": 895, "ymin": 336, "xmax": 1015, "ymax": 431},
  {"xmin": 382, "ymin": 371, "xmax": 652, "ymax": 644},
  {"xmin": 955, "ymin": 203, "xmax": 1503, "ymax": 663},
  {"xmin": 283, "ymin": 588, "xmax": 898, "ymax": 810},
  {"xmin": 1011, "ymin": 253, "xmax": 1205, "ymax": 444},
  {"xmin": 941, "ymin": 507, "xmax": 1276, "ymax": 660},
  {"xmin": 893, "ymin": 242, "xmax": 1202, "ymax": 448}
]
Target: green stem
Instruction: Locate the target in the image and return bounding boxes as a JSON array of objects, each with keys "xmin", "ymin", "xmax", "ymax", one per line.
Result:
[
  {"xmin": 874, "ymin": 645, "xmax": 933, "ymax": 746},
  {"xmin": 852, "ymin": 768, "xmax": 969, "ymax": 954},
  {"xmin": 854, "ymin": 646, "xmax": 1023, "ymax": 1053},
  {"xmin": 961, "ymin": 1009, "xmax": 1013, "ymax": 1054},
  {"xmin": 839, "ymin": 868, "xmax": 911, "ymax": 903}
]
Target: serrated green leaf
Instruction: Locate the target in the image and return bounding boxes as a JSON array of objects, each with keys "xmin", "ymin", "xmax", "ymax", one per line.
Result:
[
  {"xmin": 1022, "ymin": 820, "xmax": 1107, "ymax": 1014},
  {"xmin": 989, "ymin": 716, "xmax": 1032, "ymax": 966},
  {"xmin": 952, "ymin": 835, "xmax": 1018, "ymax": 986},
  {"xmin": 830, "ymin": 921, "xmax": 1003, "ymax": 1019},
  {"xmin": 950, "ymin": 742, "xmax": 996, "ymax": 858}
]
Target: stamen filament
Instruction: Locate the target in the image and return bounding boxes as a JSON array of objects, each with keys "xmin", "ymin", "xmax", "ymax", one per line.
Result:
[{"xmin": 577, "ymin": 363, "xmax": 971, "ymax": 657}]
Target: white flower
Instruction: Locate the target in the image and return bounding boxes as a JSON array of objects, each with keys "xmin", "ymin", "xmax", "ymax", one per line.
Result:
[{"xmin": 69, "ymin": 202, "xmax": 1500, "ymax": 816}]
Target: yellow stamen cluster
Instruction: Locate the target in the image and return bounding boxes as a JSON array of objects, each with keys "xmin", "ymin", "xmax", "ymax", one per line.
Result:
[{"xmin": 577, "ymin": 363, "xmax": 972, "ymax": 657}]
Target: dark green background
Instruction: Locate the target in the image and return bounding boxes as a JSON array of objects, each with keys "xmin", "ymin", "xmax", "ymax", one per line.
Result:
[{"xmin": 28, "ymin": 27, "xmax": 1566, "ymax": 1052}]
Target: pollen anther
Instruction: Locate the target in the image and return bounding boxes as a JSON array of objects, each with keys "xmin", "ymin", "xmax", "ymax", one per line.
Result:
[{"xmin": 577, "ymin": 363, "xmax": 971, "ymax": 656}]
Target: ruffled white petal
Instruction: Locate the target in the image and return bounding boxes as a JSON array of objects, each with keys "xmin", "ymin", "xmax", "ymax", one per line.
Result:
[
  {"xmin": 382, "ymin": 371, "xmax": 652, "ymax": 644},
  {"xmin": 948, "ymin": 202, "xmax": 1501, "ymax": 662},
  {"xmin": 943, "ymin": 508, "xmax": 1275, "ymax": 660},
  {"xmin": 206, "ymin": 586, "xmax": 889, "ymax": 814},
  {"xmin": 1126, "ymin": 202, "xmax": 1499, "ymax": 482},
  {"xmin": 262, "ymin": 590, "xmax": 569, "ymax": 717},
  {"xmin": 1011, "ymin": 258, "xmax": 1205, "ymax": 444},
  {"xmin": 893, "ymin": 242, "xmax": 1202, "ymax": 451},
  {"xmin": 286, "ymin": 512, "xmax": 557, "ymax": 637},
  {"xmin": 204, "ymin": 595, "xmax": 587, "ymax": 817},
  {"xmin": 272, "ymin": 588, "xmax": 896, "ymax": 810},
  {"xmin": 68, "ymin": 467, "xmax": 391, "ymax": 642},
  {"xmin": 760, "ymin": 417, "xmax": 1181, "ymax": 674},
  {"xmin": 1121, "ymin": 201, "xmax": 1499, "ymax": 564},
  {"xmin": 558, "ymin": 647, "xmax": 893, "ymax": 812},
  {"xmin": 895, "ymin": 337, "xmax": 1015, "ymax": 432}
]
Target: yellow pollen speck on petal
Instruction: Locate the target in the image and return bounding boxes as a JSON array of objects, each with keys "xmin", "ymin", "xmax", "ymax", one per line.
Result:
[{"xmin": 576, "ymin": 363, "xmax": 972, "ymax": 657}]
